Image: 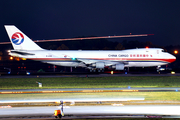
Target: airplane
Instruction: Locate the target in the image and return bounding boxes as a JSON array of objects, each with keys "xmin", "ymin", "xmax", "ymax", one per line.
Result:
[{"xmin": 4, "ymin": 25, "xmax": 176, "ymax": 72}]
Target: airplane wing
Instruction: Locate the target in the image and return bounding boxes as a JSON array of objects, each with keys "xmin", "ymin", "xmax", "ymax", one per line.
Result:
[
  {"xmin": 77, "ymin": 58, "xmax": 127, "ymax": 65},
  {"xmin": 77, "ymin": 58, "xmax": 128, "ymax": 70}
]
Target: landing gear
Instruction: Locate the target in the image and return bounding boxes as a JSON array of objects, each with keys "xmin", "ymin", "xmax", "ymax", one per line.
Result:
[
  {"xmin": 90, "ymin": 69, "xmax": 96, "ymax": 72},
  {"xmin": 98, "ymin": 69, "xmax": 104, "ymax": 72},
  {"xmin": 157, "ymin": 66, "xmax": 161, "ymax": 74},
  {"xmin": 89, "ymin": 68, "xmax": 104, "ymax": 73}
]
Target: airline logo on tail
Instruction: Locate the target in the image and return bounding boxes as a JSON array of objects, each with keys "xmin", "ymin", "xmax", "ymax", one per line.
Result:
[{"xmin": 11, "ymin": 32, "xmax": 24, "ymax": 45}]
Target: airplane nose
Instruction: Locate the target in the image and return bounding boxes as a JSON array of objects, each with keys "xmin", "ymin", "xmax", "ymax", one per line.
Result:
[{"xmin": 170, "ymin": 54, "xmax": 176, "ymax": 63}]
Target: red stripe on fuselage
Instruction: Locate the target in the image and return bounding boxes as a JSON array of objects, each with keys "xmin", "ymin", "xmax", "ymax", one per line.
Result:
[
  {"xmin": 88, "ymin": 58, "xmax": 176, "ymax": 63},
  {"xmin": 29, "ymin": 58, "xmax": 176, "ymax": 63}
]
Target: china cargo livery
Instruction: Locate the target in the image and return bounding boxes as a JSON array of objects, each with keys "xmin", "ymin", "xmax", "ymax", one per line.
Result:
[{"xmin": 4, "ymin": 25, "xmax": 176, "ymax": 72}]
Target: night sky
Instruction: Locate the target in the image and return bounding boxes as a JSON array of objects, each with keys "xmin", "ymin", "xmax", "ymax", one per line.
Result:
[{"xmin": 0, "ymin": 0, "xmax": 180, "ymax": 47}]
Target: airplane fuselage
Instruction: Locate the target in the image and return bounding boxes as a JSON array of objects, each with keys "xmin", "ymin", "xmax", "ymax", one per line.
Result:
[{"xmin": 9, "ymin": 48, "xmax": 176, "ymax": 69}]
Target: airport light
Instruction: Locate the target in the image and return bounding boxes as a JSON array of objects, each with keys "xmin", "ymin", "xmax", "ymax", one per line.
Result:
[
  {"xmin": 26, "ymin": 72, "xmax": 30, "ymax": 75},
  {"xmin": 15, "ymin": 57, "xmax": 20, "ymax": 61},
  {"xmin": 171, "ymin": 71, "xmax": 175, "ymax": 74},
  {"xmin": 10, "ymin": 56, "xmax": 13, "ymax": 60},
  {"xmin": 21, "ymin": 58, "xmax": 27, "ymax": 60},
  {"xmin": 174, "ymin": 50, "xmax": 178, "ymax": 54}
]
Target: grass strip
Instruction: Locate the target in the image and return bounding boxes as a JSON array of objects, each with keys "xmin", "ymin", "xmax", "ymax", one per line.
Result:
[{"xmin": 0, "ymin": 76, "xmax": 180, "ymax": 89}]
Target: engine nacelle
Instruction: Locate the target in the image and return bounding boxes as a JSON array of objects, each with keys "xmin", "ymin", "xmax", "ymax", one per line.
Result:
[
  {"xmin": 113, "ymin": 64, "xmax": 124, "ymax": 70},
  {"xmin": 91, "ymin": 62, "xmax": 105, "ymax": 69}
]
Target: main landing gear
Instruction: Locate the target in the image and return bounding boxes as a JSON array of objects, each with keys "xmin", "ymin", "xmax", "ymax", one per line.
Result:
[{"xmin": 89, "ymin": 68, "xmax": 104, "ymax": 73}]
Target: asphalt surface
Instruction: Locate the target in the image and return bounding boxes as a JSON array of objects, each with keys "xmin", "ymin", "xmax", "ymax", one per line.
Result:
[{"xmin": 1, "ymin": 105, "xmax": 180, "ymax": 118}]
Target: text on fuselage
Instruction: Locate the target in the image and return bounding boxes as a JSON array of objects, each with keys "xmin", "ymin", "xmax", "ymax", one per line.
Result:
[{"xmin": 108, "ymin": 54, "xmax": 153, "ymax": 57}]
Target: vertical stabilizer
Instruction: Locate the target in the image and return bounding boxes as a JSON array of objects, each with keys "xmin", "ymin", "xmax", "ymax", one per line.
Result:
[{"xmin": 4, "ymin": 25, "xmax": 43, "ymax": 50}]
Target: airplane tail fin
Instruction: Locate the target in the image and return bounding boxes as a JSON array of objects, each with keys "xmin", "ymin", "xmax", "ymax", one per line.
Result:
[{"xmin": 4, "ymin": 25, "xmax": 43, "ymax": 50}]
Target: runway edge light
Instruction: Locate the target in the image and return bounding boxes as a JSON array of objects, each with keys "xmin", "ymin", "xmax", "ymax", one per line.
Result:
[{"xmin": 171, "ymin": 71, "xmax": 175, "ymax": 74}]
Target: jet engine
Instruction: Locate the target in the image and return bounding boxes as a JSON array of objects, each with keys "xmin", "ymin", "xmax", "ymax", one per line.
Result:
[
  {"xmin": 91, "ymin": 62, "xmax": 105, "ymax": 69},
  {"xmin": 112, "ymin": 64, "xmax": 124, "ymax": 70}
]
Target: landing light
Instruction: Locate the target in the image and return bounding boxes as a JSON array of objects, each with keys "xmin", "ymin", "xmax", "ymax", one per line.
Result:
[{"xmin": 145, "ymin": 47, "xmax": 149, "ymax": 49}]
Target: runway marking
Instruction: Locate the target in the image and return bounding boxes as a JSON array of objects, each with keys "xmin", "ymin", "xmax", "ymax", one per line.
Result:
[
  {"xmin": 0, "ymin": 89, "xmax": 140, "ymax": 94},
  {"xmin": 1, "ymin": 89, "xmax": 179, "ymax": 94},
  {"xmin": 111, "ymin": 103, "xmax": 124, "ymax": 106},
  {"xmin": 121, "ymin": 90, "xmax": 139, "ymax": 92},
  {"xmin": 0, "ymin": 105, "xmax": 12, "ymax": 108}
]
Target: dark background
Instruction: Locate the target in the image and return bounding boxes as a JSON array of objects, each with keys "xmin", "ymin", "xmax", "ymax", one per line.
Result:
[
  {"xmin": 1, "ymin": 0, "xmax": 180, "ymax": 46},
  {"xmin": 0, "ymin": 0, "xmax": 180, "ymax": 74}
]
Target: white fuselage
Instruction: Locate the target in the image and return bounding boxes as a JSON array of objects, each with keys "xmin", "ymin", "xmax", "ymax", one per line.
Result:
[{"xmin": 9, "ymin": 48, "xmax": 176, "ymax": 68}]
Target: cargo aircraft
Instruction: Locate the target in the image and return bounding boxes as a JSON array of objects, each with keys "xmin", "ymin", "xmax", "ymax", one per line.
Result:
[{"xmin": 4, "ymin": 25, "xmax": 176, "ymax": 72}]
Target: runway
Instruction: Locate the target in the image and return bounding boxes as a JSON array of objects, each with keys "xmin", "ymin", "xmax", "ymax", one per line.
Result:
[
  {"xmin": 1, "ymin": 74, "xmax": 179, "ymax": 119},
  {"xmin": 1, "ymin": 105, "xmax": 180, "ymax": 118}
]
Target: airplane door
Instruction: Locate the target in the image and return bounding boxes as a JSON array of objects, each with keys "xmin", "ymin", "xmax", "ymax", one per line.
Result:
[{"xmin": 157, "ymin": 50, "xmax": 159, "ymax": 57}]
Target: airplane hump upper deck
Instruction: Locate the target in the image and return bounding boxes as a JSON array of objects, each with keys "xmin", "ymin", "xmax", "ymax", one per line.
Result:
[{"xmin": 4, "ymin": 25, "xmax": 43, "ymax": 50}]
